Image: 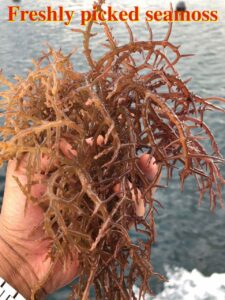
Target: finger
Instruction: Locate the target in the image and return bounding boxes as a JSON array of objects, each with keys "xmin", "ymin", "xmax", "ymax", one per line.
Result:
[
  {"xmin": 127, "ymin": 180, "xmax": 145, "ymax": 217},
  {"xmin": 85, "ymin": 135, "xmax": 105, "ymax": 146},
  {"xmin": 59, "ymin": 138, "xmax": 77, "ymax": 159},
  {"xmin": 113, "ymin": 180, "xmax": 145, "ymax": 217},
  {"xmin": 138, "ymin": 153, "xmax": 161, "ymax": 194},
  {"xmin": 5, "ymin": 158, "xmax": 47, "ymax": 199},
  {"xmin": 137, "ymin": 154, "xmax": 158, "ymax": 181},
  {"xmin": 114, "ymin": 155, "xmax": 159, "ymax": 192},
  {"xmin": 17, "ymin": 136, "xmax": 104, "ymax": 176},
  {"xmin": 113, "ymin": 155, "xmax": 160, "ymax": 217},
  {"xmin": 59, "ymin": 135, "xmax": 105, "ymax": 158}
]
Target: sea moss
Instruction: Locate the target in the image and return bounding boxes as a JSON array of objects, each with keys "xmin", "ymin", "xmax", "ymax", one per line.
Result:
[{"xmin": 0, "ymin": 2, "xmax": 225, "ymax": 299}]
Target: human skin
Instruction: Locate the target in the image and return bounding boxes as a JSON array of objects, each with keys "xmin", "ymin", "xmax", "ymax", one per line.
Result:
[{"xmin": 0, "ymin": 139, "xmax": 159, "ymax": 299}]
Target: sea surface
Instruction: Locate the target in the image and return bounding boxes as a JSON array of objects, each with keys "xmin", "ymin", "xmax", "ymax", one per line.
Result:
[{"xmin": 0, "ymin": 0, "xmax": 225, "ymax": 299}]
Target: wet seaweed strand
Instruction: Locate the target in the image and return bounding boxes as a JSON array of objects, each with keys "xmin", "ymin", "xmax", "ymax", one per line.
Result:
[{"xmin": 0, "ymin": 1, "xmax": 225, "ymax": 299}]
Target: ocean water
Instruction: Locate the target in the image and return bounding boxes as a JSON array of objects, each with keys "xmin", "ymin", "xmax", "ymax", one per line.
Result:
[
  {"xmin": 0, "ymin": 0, "xmax": 225, "ymax": 299},
  {"xmin": 134, "ymin": 267, "xmax": 225, "ymax": 300}
]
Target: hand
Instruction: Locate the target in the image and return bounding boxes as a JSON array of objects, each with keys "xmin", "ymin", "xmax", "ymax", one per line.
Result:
[
  {"xmin": 0, "ymin": 147, "xmax": 79, "ymax": 299},
  {"xmin": 0, "ymin": 137, "xmax": 160, "ymax": 299},
  {"xmin": 114, "ymin": 153, "xmax": 160, "ymax": 217}
]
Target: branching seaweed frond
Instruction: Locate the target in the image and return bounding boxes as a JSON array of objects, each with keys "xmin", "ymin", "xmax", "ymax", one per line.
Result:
[{"xmin": 0, "ymin": 2, "xmax": 224, "ymax": 299}]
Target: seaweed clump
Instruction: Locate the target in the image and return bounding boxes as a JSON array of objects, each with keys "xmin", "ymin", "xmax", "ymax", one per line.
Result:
[{"xmin": 0, "ymin": 2, "xmax": 225, "ymax": 299}]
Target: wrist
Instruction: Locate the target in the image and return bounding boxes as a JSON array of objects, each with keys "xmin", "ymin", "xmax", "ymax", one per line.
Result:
[
  {"xmin": 0, "ymin": 230, "xmax": 46, "ymax": 299},
  {"xmin": 0, "ymin": 232, "xmax": 33, "ymax": 299}
]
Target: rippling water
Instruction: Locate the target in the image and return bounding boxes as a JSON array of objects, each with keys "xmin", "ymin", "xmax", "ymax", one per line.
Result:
[{"xmin": 0, "ymin": 0, "xmax": 225, "ymax": 299}]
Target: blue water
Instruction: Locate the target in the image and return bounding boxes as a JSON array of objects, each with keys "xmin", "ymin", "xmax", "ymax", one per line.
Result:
[{"xmin": 0, "ymin": 0, "xmax": 225, "ymax": 299}]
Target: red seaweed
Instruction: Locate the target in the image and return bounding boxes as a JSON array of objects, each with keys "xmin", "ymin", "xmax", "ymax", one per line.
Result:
[{"xmin": 0, "ymin": 1, "xmax": 225, "ymax": 299}]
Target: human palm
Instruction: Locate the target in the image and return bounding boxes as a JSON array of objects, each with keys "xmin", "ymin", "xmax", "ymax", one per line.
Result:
[{"xmin": 0, "ymin": 154, "xmax": 78, "ymax": 297}]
